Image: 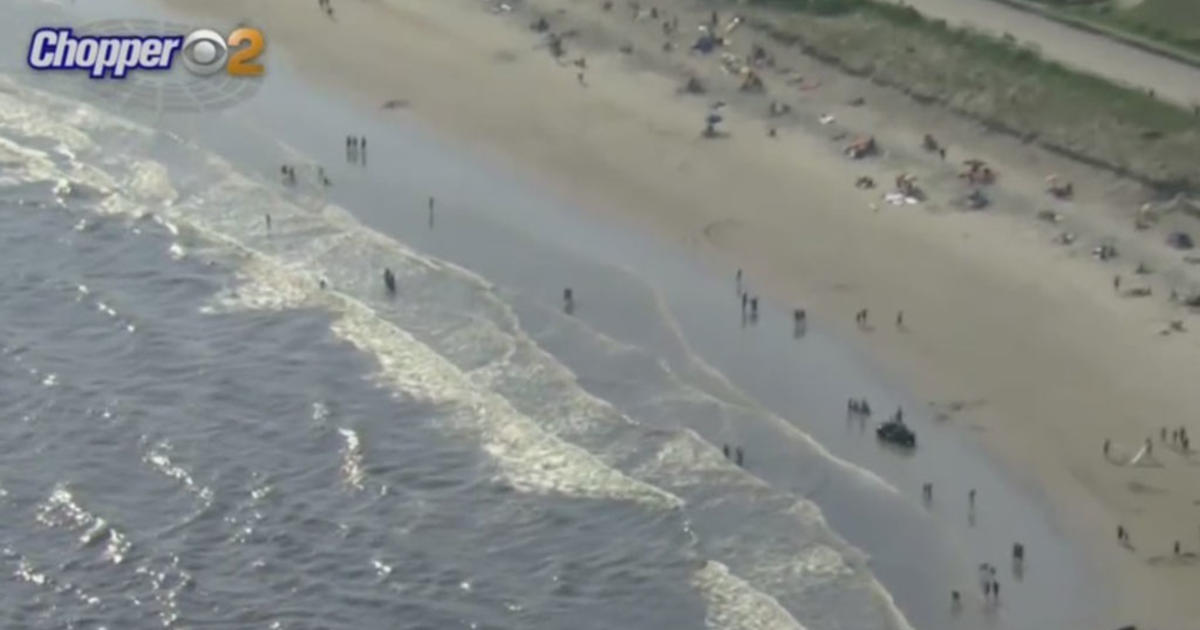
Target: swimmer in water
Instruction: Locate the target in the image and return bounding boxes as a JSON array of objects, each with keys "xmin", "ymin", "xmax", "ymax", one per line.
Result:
[{"xmin": 383, "ymin": 268, "xmax": 396, "ymax": 294}]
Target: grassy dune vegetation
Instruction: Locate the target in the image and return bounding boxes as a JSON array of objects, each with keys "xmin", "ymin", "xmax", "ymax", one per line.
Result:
[
  {"xmin": 1033, "ymin": 0, "xmax": 1200, "ymax": 58},
  {"xmin": 747, "ymin": 0, "xmax": 1200, "ymax": 189}
]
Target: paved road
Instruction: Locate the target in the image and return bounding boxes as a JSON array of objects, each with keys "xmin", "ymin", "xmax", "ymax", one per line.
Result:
[{"xmin": 892, "ymin": 0, "xmax": 1200, "ymax": 108}]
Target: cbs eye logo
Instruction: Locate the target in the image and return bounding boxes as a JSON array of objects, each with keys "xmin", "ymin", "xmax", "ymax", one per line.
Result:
[{"xmin": 180, "ymin": 27, "xmax": 265, "ymax": 77}]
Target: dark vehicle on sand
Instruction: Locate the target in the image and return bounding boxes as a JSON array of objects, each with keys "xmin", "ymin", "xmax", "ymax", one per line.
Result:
[{"xmin": 876, "ymin": 417, "xmax": 916, "ymax": 449}]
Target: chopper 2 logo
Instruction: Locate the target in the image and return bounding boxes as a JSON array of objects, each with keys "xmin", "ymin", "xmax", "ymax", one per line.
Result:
[{"xmin": 27, "ymin": 25, "xmax": 265, "ymax": 78}]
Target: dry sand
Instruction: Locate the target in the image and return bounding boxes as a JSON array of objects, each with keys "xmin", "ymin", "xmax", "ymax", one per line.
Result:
[{"xmin": 161, "ymin": 0, "xmax": 1200, "ymax": 625}]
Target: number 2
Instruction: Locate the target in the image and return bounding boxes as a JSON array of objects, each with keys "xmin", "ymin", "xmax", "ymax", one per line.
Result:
[{"xmin": 226, "ymin": 28, "xmax": 264, "ymax": 76}]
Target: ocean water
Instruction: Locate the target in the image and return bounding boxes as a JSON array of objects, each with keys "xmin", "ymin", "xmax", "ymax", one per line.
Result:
[
  {"xmin": 0, "ymin": 0, "xmax": 1108, "ymax": 628},
  {"xmin": 0, "ymin": 72, "xmax": 915, "ymax": 629}
]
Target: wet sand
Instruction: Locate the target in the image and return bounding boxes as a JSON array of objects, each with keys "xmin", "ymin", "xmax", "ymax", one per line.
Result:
[
  {"xmin": 95, "ymin": 0, "xmax": 1200, "ymax": 626},
  {"xmin": 167, "ymin": 51, "xmax": 1098, "ymax": 630}
]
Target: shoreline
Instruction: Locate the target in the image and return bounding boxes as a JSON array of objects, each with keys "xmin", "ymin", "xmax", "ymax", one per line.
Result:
[
  {"xmin": 61, "ymin": 0, "xmax": 1200, "ymax": 626},
  {"xmin": 166, "ymin": 54, "xmax": 1099, "ymax": 629}
]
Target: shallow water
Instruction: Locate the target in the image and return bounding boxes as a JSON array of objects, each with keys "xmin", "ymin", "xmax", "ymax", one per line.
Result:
[{"xmin": 0, "ymin": 1, "xmax": 1102, "ymax": 629}]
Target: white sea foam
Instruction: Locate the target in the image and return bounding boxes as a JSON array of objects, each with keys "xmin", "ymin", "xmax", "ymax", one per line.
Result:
[
  {"xmin": 691, "ymin": 561, "xmax": 807, "ymax": 630},
  {"xmin": 144, "ymin": 442, "xmax": 214, "ymax": 506},
  {"xmin": 326, "ymin": 302, "xmax": 679, "ymax": 507},
  {"xmin": 337, "ymin": 427, "xmax": 366, "ymax": 491},
  {"xmin": 0, "ymin": 75, "xmax": 916, "ymax": 630},
  {"xmin": 35, "ymin": 485, "xmax": 132, "ymax": 565},
  {"xmin": 54, "ymin": 162, "xmax": 683, "ymax": 508}
]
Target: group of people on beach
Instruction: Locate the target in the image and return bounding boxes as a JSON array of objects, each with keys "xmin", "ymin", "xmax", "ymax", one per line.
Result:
[
  {"xmin": 735, "ymin": 269, "xmax": 761, "ymax": 325},
  {"xmin": 977, "ymin": 563, "xmax": 1001, "ymax": 604},
  {"xmin": 346, "ymin": 135, "xmax": 367, "ymax": 165},
  {"xmin": 1104, "ymin": 425, "xmax": 1192, "ymax": 460},
  {"xmin": 736, "ymin": 268, "xmax": 902, "ymax": 337},
  {"xmin": 280, "ymin": 164, "xmax": 297, "ymax": 187},
  {"xmin": 846, "ymin": 398, "xmax": 872, "ymax": 417},
  {"xmin": 1164, "ymin": 425, "xmax": 1190, "ymax": 452},
  {"xmin": 721, "ymin": 444, "xmax": 745, "ymax": 467},
  {"xmin": 278, "ymin": 163, "xmax": 332, "ymax": 189}
]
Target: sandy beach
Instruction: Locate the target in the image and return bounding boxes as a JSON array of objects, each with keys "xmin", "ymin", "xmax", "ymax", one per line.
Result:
[{"xmin": 141, "ymin": 0, "xmax": 1200, "ymax": 626}]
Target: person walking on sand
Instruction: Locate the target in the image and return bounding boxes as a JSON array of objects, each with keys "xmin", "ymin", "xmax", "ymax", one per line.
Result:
[
  {"xmin": 1113, "ymin": 274, "xmax": 1121, "ymax": 292},
  {"xmin": 741, "ymin": 292, "xmax": 748, "ymax": 314},
  {"xmin": 750, "ymin": 297, "xmax": 758, "ymax": 320},
  {"xmin": 563, "ymin": 288, "xmax": 575, "ymax": 314},
  {"xmin": 968, "ymin": 488, "xmax": 976, "ymax": 510},
  {"xmin": 735, "ymin": 447, "xmax": 744, "ymax": 466},
  {"xmin": 736, "ymin": 268, "xmax": 743, "ymax": 294},
  {"xmin": 896, "ymin": 310, "xmax": 903, "ymax": 329},
  {"xmin": 265, "ymin": 213, "xmax": 271, "ymax": 232},
  {"xmin": 951, "ymin": 590, "xmax": 961, "ymax": 611},
  {"xmin": 723, "ymin": 444, "xmax": 730, "ymax": 459},
  {"xmin": 1103, "ymin": 438, "xmax": 1110, "ymax": 457},
  {"xmin": 428, "ymin": 196, "xmax": 436, "ymax": 229}
]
